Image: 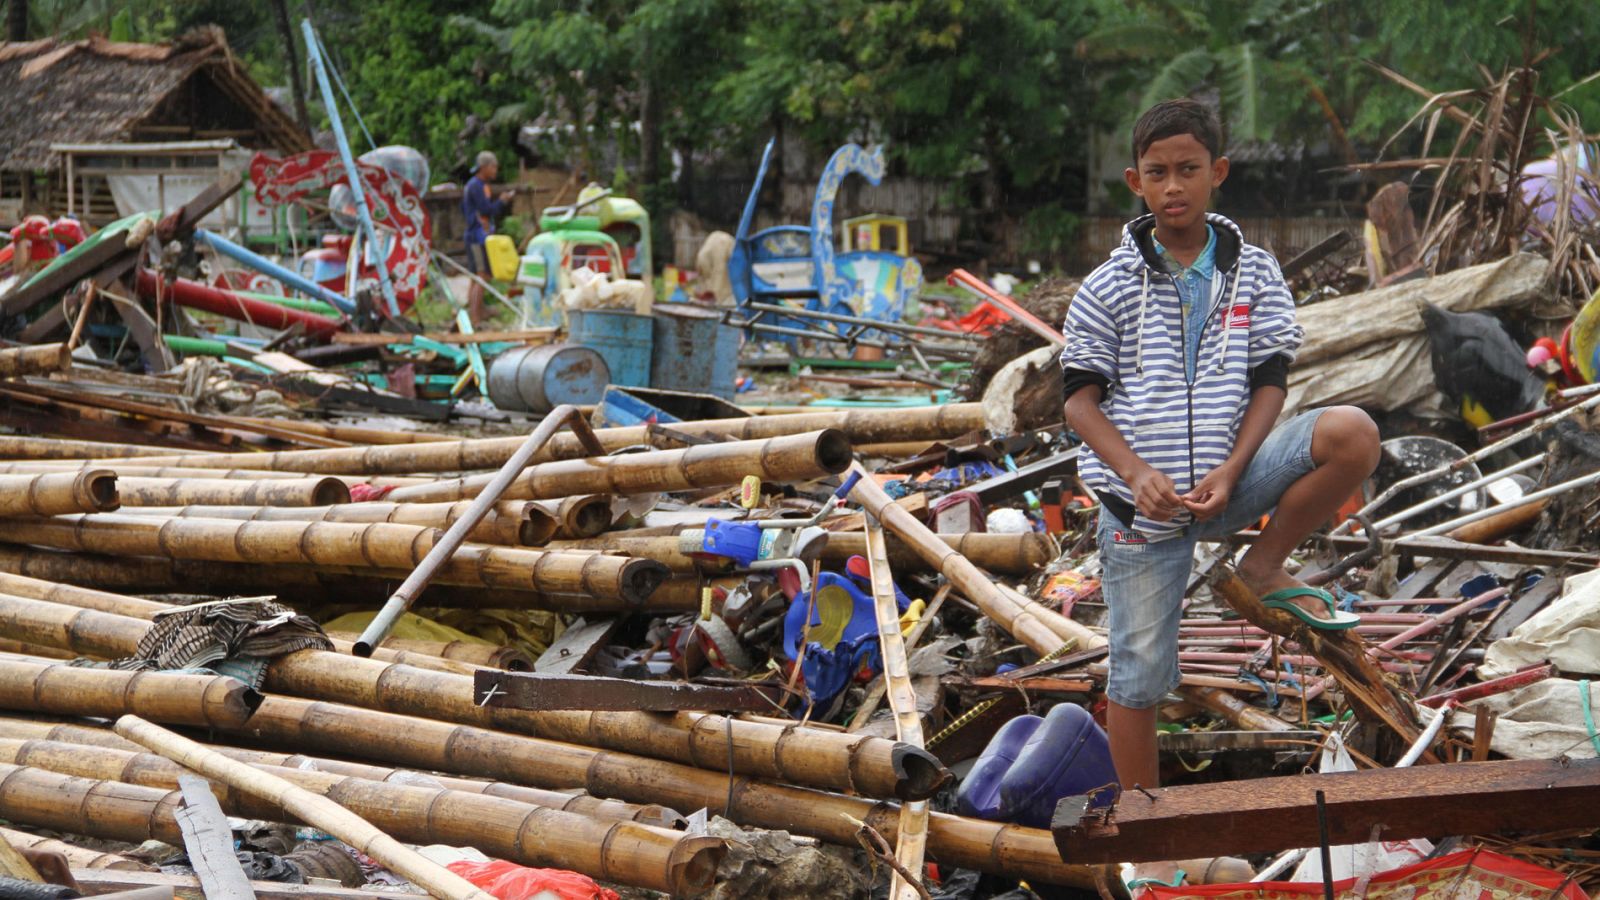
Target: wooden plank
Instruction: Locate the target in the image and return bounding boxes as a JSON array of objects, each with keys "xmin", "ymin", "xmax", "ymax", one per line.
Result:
[
  {"xmin": 534, "ymin": 616, "xmax": 620, "ymax": 675},
  {"xmin": 71, "ymin": 868, "xmax": 429, "ymax": 899},
  {"xmin": 1485, "ymin": 575, "xmax": 1562, "ymax": 642},
  {"xmin": 1053, "ymin": 756, "xmax": 1600, "ymax": 864},
  {"xmin": 172, "ymin": 774, "xmax": 255, "ymax": 900}
]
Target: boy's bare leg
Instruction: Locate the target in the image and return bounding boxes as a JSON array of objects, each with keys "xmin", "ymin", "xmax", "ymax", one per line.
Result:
[
  {"xmin": 1236, "ymin": 406, "xmax": 1380, "ymax": 618},
  {"xmin": 1109, "ymin": 701, "xmax": 1183, "ymax": 888},
  {"xmin": 1108, "ymin": 700, "xmax": 1158, "ymax": 789}
]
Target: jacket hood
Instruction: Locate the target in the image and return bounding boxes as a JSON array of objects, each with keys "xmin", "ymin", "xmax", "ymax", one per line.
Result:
[{"xmin": 1113, "ymin": 212, "xmax": 1244, "ymax": 274}]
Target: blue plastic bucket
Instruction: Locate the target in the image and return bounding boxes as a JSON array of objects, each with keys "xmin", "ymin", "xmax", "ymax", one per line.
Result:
[
  {"xmin": 566, "ymin": 309, "xmax": 653, "ymax": 388},
  {"xmin": 649, "ymin": 306, "xmax": 740, "ymax": 398}
]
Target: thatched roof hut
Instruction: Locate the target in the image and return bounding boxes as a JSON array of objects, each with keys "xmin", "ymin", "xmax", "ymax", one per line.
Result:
[{"xmin": 0, "ymin": 27, "xmax": 311, "ymax": 220}]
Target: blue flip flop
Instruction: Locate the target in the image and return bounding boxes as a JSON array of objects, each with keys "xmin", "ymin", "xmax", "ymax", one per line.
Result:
[{"xmin": 1261, "ymin": 586, "xmax": 1360, "ymax": 631}]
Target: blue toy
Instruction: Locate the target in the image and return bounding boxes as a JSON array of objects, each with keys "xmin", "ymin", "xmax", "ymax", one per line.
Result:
[
  {"xmin": 956, "ymin": 703, "xmax": 1116, "ymax": 828},
  {"xmin": 782, "ymin": 569, "xmax": 912, "ymax": 713}
]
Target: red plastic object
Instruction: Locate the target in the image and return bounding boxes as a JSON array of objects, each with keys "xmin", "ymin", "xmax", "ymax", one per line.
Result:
[
  {"xmin": 348, "ymin": 483, "xmax": 396, "ymax": 502},
  {"xmin": 947, "ymin": 268, "xmax": 1067, "ymax": 348},
  {"xmin": 137, "ymin": 270, "xmax": 342, "ymax": 337},
  {"xmin": 446, "ymin": 859, "xmax": 620, "ymax": 900}
]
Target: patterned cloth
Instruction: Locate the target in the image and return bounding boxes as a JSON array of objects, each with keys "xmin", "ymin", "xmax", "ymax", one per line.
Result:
[{"xmin": 94, "ymin": 598, "xmax": 332, "ymax": 688}]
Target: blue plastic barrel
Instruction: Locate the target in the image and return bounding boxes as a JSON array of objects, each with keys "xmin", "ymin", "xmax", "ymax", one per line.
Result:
[
  {"xmin": 649, "ymin": 306, "xmax": 740, "ymax": 398},
  {"xmin": 567, "ymin": 309, "xmax": 653, "ymax": 388}
]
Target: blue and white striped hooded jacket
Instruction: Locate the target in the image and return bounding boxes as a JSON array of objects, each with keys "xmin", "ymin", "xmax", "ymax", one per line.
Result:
[{"xmin": 1060, "ymin": 212, "xmax": 1304, "ymax": 541}]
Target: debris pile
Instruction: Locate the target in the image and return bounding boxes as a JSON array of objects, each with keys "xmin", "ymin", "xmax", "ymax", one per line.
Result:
[{"xmin": 0, "ymin": 31, "xmax": 1598, "ymax": 900}]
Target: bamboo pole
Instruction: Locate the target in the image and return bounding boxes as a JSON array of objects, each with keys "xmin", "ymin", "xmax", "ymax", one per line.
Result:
[
  {"xmin": 0, "ymin": 514, "xmax": 668, "ymax": 603},
  {"xmin": 549, "ymin": 530, "xmax": 1058, "ymax": 577},
  {"xmin": 0, "ymin": 721, "xmax": 679, "ymax": 827},
  {"xmin": 848, "ymin": 462, "xmax": 1078, "ymax": 654},
  {"xmin": 0, "ymin": 657, "xmax": 258, "ymax": 728},
  {"xmin": 0, "ymin": 736, "xmax": 723, "ymax": 899},
  {"xmin": 99, "ymin": 404, "xmax": 987, "ymax": 475},
  {"xmin": 536, "ymin": 495, "xmax": 614, "ymax": 539},
  {"xmin": 0, "ymin": 461, "xmax": 430, "ymax": 487},
  {"xmin": 0, "ymin": 582, "xmax": 478, "ymax": 675},
  {"xmin": 0, "ymin": 596, "xmax": 944, "ymax": 801},
  {"xmin": 117, "ymin": 499, "xmax": 557, "ymax": 547},
  {"xmin": 0, "ymin": 343, "xmax": 70, "ymax": 378},
  {"xmin": 0, "ymin": 435, "xmax": 181, "ymax": 460},
  {"xmin": 386, "ymin": 429, "xmax": 855, "ymax": 504},
  {"xmin": 0, "ymin": 470, "xmax": 118, "ymax": 516},
  {"xmin": 233, "ymin": 418, "xmax": 455, "ymax": 445},
  {"xmin": 115, "ymin": 475, "xmax": 351, "ymax": 507},
  {"xmin": 846, "ymin": 463, "xmax": 1290, "ymax": 733},
  {"xmin": 0, "ymin": 826, "xmax": 148, "ymax": 871},
  {"xmin": 358, "ymin": 405, "xmax": 605, "ymax": 655},
  {"xmin": 230, "ymin": 695, "xmax": 1092, "ymax": 887},
  {"xmin": 0, "ymin": 545, "xmax": 641, "ymax": 612},
  {"xmin": 116, "ymin": 716, "xmax": 500, "ymax": 900},
  {"xmin": 865, "ymin": 521, "xmax": 931, "ymax": 900},
  {"xmin": 325, "ymin": 633, "xmax": 534, "ymax": 670}
]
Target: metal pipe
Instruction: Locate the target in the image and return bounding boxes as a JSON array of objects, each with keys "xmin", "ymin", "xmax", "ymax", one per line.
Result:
[
  {"xmin": 1394, "ymin": 701, "xmax": 1452, "ymax": 767},
  {"xmin": 1413, "ymin": 470, "xmax": 1600, "ymax": 537},
  {"xmin": 194, "ymin": 229, "xmax": 356, "ymax": 315},
  {"xmin": 1339, "ymin": 392, "xmax": 1600, "ymax": 534},
  {"xmin": 1417, "ymin": 663, "xmax": 1555, "ymax": 707},
  {"xmin": 354, "ymin": 405, "xmax": 603, "ymax": 655},
  {"xmin": 745, "ymin": 302, "xmax": 982, "ymax": 343},
  {"xmin": 1369, "ymin": 453, "xmax": 1545, "ymax": 533},
  {"xmin": 301, "ymin": 18, "xmax": 400, "ymax": 317}
]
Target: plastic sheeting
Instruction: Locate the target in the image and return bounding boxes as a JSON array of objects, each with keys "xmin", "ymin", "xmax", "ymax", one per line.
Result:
[
  {"xmin": 1287, "ymin": 733, "xmax": 1433, "ymax": 884},
  {"xmin": 1482, "ymin": 568, "xmax": 1600, "ymax": 679},
  {"xmin": 1282, "ymin": 254, "xmax": 1549, "ymax": 418}
]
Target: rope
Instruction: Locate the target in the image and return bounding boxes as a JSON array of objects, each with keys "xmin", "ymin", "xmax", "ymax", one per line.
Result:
[{"xmin": 1581, "ymin": 679, "xmax": 1600, "ymax": 757}]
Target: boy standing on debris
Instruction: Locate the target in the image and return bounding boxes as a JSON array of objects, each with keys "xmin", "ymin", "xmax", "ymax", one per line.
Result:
[
  {"xmin": 1060, "ymin": 99, "xmax": 1380, "ymax": 889},
  {"xmin": 463, "ymin": 150, "xmax": 515, "ymax": 326}
]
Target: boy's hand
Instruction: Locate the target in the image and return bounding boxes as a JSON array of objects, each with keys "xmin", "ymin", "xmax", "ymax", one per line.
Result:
[
  {"xmin": 1128, "ymin": 464, "xmax": 1184, "ymax": 521},
  {"xmin": 1181, "ymin": 463, "xmax": 1242, "ymax": 521}
]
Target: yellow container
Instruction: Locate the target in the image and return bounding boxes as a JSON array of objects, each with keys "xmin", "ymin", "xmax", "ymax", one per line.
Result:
[{"xmin": 485, "ymin": 234, "xmax": 519, "ymax": 282}]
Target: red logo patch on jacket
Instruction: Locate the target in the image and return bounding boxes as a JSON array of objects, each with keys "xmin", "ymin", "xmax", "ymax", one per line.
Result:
[{"xmin": 1228, "ymin": 303, "xmax": 1251, "ymax": 328}]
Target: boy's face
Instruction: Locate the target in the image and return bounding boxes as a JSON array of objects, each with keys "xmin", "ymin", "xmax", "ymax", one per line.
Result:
[{"xmin": 1124, "ymin": 133, "xmax": 1229, "ymax": 233}]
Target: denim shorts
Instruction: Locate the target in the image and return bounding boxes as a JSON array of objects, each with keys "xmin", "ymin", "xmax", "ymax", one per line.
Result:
[{"xmin": 1097, "ymin": 408, "xmax": 1328, "ymax": 708}]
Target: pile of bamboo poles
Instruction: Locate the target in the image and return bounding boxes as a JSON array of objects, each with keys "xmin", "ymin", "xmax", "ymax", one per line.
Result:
[{"xmin": 0, "ymin": 403, "xmax": 1086, "ymax": 894}]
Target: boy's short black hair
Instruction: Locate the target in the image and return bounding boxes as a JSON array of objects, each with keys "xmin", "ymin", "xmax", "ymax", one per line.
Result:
[{"xmin": 1131, "ymin": 99, "xmax": 1224, "ymax": 164}]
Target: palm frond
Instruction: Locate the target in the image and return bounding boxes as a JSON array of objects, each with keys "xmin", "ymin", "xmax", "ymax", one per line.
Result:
[
  {"xmin": 1137, "ymin": 46, "xmax": 1216, "ymax": 113},
  {"xmin": 1220, "ymin": 42, "xmax": 1262, "ymax": 142},
  {"xmin": 447, "ymin": 14, "xmax": 515, "ymax": 54}
]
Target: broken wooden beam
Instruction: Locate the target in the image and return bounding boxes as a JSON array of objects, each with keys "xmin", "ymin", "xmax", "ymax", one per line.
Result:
[
  {"xmin": 1207, "ymin": 569, "xmax": 1424, "ymax": 752},
  {"xmin": 475, "ymin": 670, "xmax": 780, "ymax": 712},
  {"xmin": 1053, "ymin": 757, "xmax": 1600, "ymax": 863}
]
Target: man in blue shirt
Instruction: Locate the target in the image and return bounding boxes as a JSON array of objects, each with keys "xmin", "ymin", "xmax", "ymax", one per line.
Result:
[{"xmin": 463, "ymin": 150, "xmax": 513, "ymax": 325}]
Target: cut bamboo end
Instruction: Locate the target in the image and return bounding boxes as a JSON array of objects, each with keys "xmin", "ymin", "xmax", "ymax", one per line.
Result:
[
  {"xmin": 78, "ymin": 469, "xmax": 120, "ymax": 511},
  {"xmin": 0, "ymin": 470, "xmax": 120, "ymax": 517}
]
